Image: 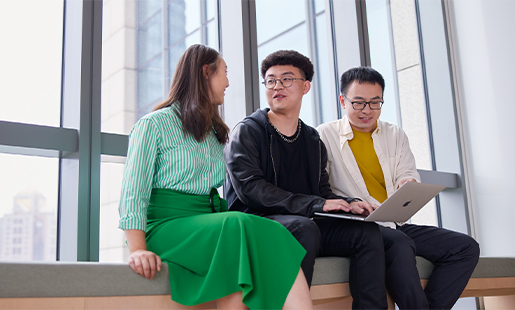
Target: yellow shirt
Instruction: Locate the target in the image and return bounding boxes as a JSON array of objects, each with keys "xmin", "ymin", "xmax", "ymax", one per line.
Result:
[{"xmin": 348, "ymin": 129, "xmax": 388, "ymax": 203}]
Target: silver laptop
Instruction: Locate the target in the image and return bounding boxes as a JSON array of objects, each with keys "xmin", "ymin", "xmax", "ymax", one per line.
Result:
[{"xmin": 314, "ymin": 182, "xmax": 445, "ymax": 222}]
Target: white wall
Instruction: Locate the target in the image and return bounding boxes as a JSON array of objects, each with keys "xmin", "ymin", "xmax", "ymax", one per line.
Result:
[{"xmin": 450, "ymin": 0, "xmax": 515, "ymax": 257}]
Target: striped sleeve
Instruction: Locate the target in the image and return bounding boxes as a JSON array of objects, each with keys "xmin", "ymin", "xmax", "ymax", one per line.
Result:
[{"xmin": 118, "ymin": 117, "xmax": 160, "ymax": 231}]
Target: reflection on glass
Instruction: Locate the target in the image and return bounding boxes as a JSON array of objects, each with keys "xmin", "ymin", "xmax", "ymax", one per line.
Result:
[
  {"xmin": 138, "ymin": 0, "xmax": 161, "ymax": 22},
  {"xmin": 99, "ymin": 161, "xmax": 127, "ymax": 263},
  {"xmin": 256, "ymin": 0, "xmax": 333, "ymax": 127},
  {"xmin": 137, "ymin": 7, "xmax": 163, "ymax": 66},
  {"xmin": 255, "ymin": 0, "xmax": 306, "ymax": 44},
  {"xmin": 101, "ymin": 0, "xmax": 219, "ymax": 135},
  {"xmin": 315, "ymin": 13, "xmax": 334, "ymax": 123},
  {"xmin": 365, "ymin": 0, "xmax": 398, "ymax": 125},
  {"xmin": 0, "ymin": 0, "xmax": 63, "ymax": 126},
  {"xmin": 314, "ymin": 0, "xmax": 325, "ymax": 14},
  {"xmin": 168, "ymin": 1, "xmax": 187, "ymax": 44},
  {"xmin": 184, "ymin": 0, "xmax": 201, "ymax": 34},
  {"xmin": 258, "ymin": 24, "xmax": 313, "ymax": 123},
  {"xmin": 137, "ymin": 56, "xmax": 164, "ymax": 119},
  {"xmin": 0, "ymin": 154, "xmax": 58, "ymax": 262}
]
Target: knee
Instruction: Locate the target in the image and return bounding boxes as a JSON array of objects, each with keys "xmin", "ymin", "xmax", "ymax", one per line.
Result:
[
  {"xmin": 357, "ymin": 222, "xmax": 384, "ymax": 251},
  {"xmin": 289, "ymin": 217, "xmax": 321, "ymax": 256},
  {"xmin": 384, "ymin": 232, "xmax": 416, "ymax": 256},
  {"xmin": 267, "ymin": 215, "xmax": 321, "ymax": 256},
  {"xmin": 298, "ymin": 219, "xmax": 321, "ymax": 254},
  {"xmin": 459, "ymin": 235, "xmax": 480, "ymax": 262}
]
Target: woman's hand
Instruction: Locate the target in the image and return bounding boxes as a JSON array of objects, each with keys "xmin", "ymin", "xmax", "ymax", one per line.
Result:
[
  {"xmin": 128, "ymin": 249, "xmax": 162, "ymax": 280},
  {"xmin": 124, "ymin": 229, "xmax": 162, "ymax": 280}
]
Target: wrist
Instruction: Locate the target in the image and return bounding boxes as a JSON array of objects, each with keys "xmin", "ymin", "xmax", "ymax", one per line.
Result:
[{"xmin": 347, "ymin": 197, "xmax": 363, "ymax": 203}]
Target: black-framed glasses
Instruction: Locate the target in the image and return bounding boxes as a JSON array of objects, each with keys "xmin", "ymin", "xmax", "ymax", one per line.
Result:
[
  {"xmin": 342, "ymin": 94, "xmax": 384, "ymax": 110},
  {"xmin": 262, "ymin": 77, "xmax": 306, "ymax": 89}
]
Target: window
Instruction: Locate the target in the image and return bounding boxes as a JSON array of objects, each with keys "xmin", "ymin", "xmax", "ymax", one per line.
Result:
[
  {"xmin": 0, "ymin": 154, "xmax": 58, "ymax": 262},
  {"xmin": 255, "ymin": 0, "xmax": 334, "ymax": 127},
  {"xmin": 0, "ymin": 0, "xmax": 63, "ymax": 126},
  {"xmin": 99, "ymin": 0, "xmax": 220, "ymax": 263}
]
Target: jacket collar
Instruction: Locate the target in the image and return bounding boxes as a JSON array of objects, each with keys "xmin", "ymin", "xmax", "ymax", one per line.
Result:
[{"xmin": 339, "ymin": 115, "xmax": 381, "ymax": 139}]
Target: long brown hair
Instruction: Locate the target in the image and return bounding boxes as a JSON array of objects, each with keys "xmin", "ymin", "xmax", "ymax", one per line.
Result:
[{"xmin": 153, "ymin": 44, "xmax": 229, "ymax": 144}]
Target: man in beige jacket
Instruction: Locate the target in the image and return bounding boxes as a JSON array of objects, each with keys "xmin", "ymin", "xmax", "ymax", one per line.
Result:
[{"xmin": 317, "ymin": 66, "xmax": 480, "ymax": 310}]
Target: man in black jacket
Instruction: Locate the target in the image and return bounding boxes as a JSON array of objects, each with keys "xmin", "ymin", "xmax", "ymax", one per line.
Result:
[{"xmin": 224, "ymin": 50, "xmax": 388, "ymax": 309}]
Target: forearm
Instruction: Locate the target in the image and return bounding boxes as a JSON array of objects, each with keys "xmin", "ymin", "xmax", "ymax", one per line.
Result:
[{"xmin": 124, "ymin": 229, "xmax": 147, "ymax": 254}]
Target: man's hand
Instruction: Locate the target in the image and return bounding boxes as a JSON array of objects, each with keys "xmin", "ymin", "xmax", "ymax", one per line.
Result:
[
  {"xmin": 348, "ymin": 200, "xmax": 378, "ymax": 216},
  {"xmin": 128, "ymin": 249, "xmax": 162, "ymax": 280},
  {"xmin": 322, "ymin": 199, "xmax": 351, "ymax": 212},
  {"xmin": 398, "ymin": 178, "xmax": 417, "ymax": 188}
]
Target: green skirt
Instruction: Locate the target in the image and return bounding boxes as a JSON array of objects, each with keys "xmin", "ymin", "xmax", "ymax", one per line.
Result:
[{"xmin": 145, "ymin": 188, "xmax": 306, "ymax": 309}]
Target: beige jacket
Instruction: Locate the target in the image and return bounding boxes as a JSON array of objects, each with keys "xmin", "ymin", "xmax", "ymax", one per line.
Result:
[{"xmin": 317, "ymin": 116, "xmax": 420, "ymax": 228}]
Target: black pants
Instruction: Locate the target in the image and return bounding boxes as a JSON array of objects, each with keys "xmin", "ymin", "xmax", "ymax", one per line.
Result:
[
  {"xmin": 381, "ymin": 224, "xmax": 480, "ymax": 310},
  {"xmin": 266, "ymin": 215, "xmax": 388, "ymax": 310}
]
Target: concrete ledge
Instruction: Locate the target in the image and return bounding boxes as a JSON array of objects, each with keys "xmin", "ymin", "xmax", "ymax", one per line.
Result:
[{"xmin": 1, "ymin": 257, "xmax": 514, "ymax": 306}]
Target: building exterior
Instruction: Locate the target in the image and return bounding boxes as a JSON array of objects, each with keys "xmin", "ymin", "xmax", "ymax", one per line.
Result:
[{"xmin": 0, "ymin": 189, "xmax": 56, "ymax": 262}]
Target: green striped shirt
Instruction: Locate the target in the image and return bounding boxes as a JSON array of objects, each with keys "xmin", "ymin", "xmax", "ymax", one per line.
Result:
[{"xmin": 118, "ymin": 104, "xmax": 225, "ymax": 231}]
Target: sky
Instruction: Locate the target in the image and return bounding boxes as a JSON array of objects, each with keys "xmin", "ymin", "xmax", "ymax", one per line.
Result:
[{"xmin": 0, "ymin": 0, "xmax": 64, "ymax": 217}]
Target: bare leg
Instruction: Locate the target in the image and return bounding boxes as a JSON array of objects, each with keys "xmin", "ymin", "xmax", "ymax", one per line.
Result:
[
  {"xmin": 283, "ymin": 268, "xmax": 313, "ymax": 310},
  {"xmin": 216, "ymin": 291, "xmax": 247, "ymax": 310}
]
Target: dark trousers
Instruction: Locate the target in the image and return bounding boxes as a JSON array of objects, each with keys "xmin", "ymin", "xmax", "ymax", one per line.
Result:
[
  {"xmin": 266, "ymin": 215, "xmax": 388, "ymax": 310},
  {"xmin": 381, "ymin": 224, "xmax": 480, "ymax": 310}
]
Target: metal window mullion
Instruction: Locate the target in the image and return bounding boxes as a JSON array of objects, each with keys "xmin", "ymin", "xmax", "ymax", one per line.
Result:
[
  {"xmin": 325, "ymin": 0, "xmax": 342, "ymax": 119},
  {"xmin": 59, "ymin": 0, "xmax": 102, "ymax": 262},
  {"xmin": 305, "ymin": 0, "xmax": 322, "ymax": 126},
  {"xmin": 355, "ymin": 0, "xmax": 371, "ymax": 67},
  {"xmin": 163, "ymin": 0, "xmax": 170, "ymax": 97},
  {"xmin": 241, "ymin": 0, "xmax": 260, "ymax": 113},
  {"xmin": 200, "ymin": 0, "xmax": 207, "ymax": 44}
]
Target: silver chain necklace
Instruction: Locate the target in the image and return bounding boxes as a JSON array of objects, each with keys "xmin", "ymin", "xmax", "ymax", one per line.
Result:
[{"xmin": 269, "ymin": 118, "xmax": 302, "ymax": 143}]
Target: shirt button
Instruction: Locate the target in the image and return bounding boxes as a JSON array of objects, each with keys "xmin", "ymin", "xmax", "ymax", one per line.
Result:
[
  {"xmin": 205, "ymin": 154, "xmax": 209, "ymax": 158},
  {"xmin": 204, "ymin": 177, "xmax": 207, "ymax": 180}
]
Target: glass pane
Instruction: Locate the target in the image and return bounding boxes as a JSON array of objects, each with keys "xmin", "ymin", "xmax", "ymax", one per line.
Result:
[
  {"xmin": 0, "ymin": 0, "xmax": 63, "ymax": 126},
  {"xmin": 102, "ymin": 0, "xmax": 220, "ymax": 134},
  {"xmin": 256, "ymin": 0, "xmax": 306, "ymax": 44},
  {"xmin": 137, "ymin": 12, "xmax": 163, "ymax": 66},
  {"xmin": 168, "ymin": 0, "xmax": 187, "ymax": 45},
  {"xmin": 206, "ymin": 0, "xmax": 216, "ymax": 20},
  {"xmin": 206, "ymin": 20, "xmax": 219, "ymax": 49},
  {"xmin": 184, "ymin": 0, "xmax": 201, "ymax": 34},
  {"xmin": 365, "ymin": 0, "xmax": 398, "ymax": 126},
  {"xmin": 168, "ymin": 41, "xmax": 188, "ymax": 83},
  {"xmin": 258, "ymin": 25, "xmax": 309, "ymax": 95},
  {"xmin": 137, "ymin": 56, "xmax": 165, "ymax": 119},
  {"xmin": 314, "ymin": 0, "xmax": 325, "ymax": 13},
  {"xmin": 315, "ymin": 13, "xmax": 334, "ymax": 124},
  {"xmin": 99, "ymin": 161, "xmax": 127, "ymax": 263},
  {"xmin": 185, "ymin": 30, "xmax": 202, "ymax": 47},
  {"xmin": 138, "ymin": 0, "xmax": 161, "ymax": 22},
  {"xmin": 0, "ymin": 154, "xmax": 58, "ymax": 262}
]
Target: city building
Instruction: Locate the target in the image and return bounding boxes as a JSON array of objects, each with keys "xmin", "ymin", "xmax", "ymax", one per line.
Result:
[{"xmin": 0, "ymin": 188, "xmax": 56, "ymax": 262}]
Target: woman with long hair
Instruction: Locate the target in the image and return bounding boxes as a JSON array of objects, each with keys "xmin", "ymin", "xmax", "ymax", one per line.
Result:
[{"xmin": 119, "ymin": 44, "xmax": 312, "ymax": 309}]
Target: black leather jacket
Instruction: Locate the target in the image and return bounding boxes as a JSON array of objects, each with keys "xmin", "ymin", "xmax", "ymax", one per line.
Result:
[{"xmin": 224, "ymin": 108, "xmax": 354, "ymax": 217}]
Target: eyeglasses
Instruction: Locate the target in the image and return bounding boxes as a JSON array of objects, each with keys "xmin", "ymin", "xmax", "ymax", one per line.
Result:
[
  {"xmin": 262, "ymin": 77, "xmax": 306, "ymax": 89},
  {"xmin": 342, "ymin": 94, "xmax": 384, "ymax": 110}
]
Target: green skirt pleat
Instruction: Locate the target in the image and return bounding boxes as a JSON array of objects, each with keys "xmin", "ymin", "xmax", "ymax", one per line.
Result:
[{"xmin": 145, "ymin": 188, "xmax": 306, "ymax": 310}]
